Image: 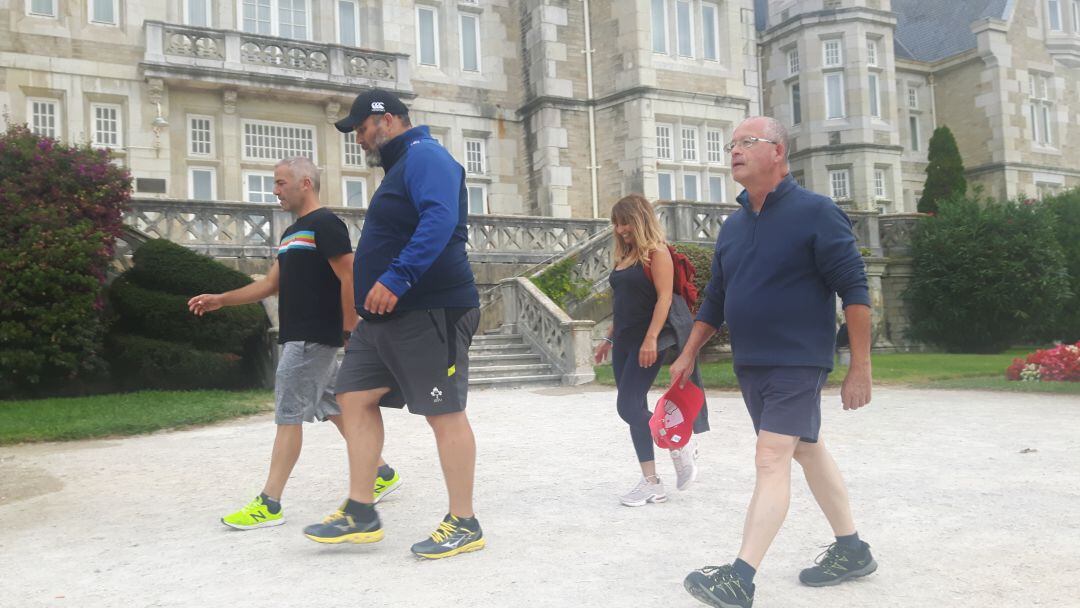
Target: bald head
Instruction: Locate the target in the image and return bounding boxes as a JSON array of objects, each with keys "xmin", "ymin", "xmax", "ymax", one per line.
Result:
[
  {"xmin": 739, "ymin": 116, "xmax": 789, "ymax": 160},
  {"xmin": 730, "ymin": 116, "xmax": 791, "ymax": 208}
]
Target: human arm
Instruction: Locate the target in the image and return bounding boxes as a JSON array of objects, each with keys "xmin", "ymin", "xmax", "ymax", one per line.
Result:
[
  {"xmin": 328, "ymin": 253, "xmax": 360, "ymax": 333},
  {"xmin": 639, "ymin": 246, "xmax": 674, "ymax": 368},
  {"xmin": 188, "ymin": 260, "xmax": 280, "ymax": 315},
  {"xmin": 840, "ymin": 304, "xmax": 872, "ymax": 410}
]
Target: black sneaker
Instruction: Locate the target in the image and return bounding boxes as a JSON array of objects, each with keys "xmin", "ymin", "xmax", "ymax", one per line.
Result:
[
  {"xmin": 684, "ymin": 564, "xmax": 755, "ymax": 608},
  {"xmin": 799, "ymin": 541, "xmax": 878, "ymax": 587},
  {"xmin": 302, "ymin": 509, "xmax": 383, "ymax": 544},
  {"xmin": 410, "ymin": 513, "xmax": 485, "ymax": 559}
]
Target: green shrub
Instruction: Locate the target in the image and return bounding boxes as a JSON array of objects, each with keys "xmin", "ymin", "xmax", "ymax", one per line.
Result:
[
  {"xmin": 108, "ymin": 275, "xmax": 266, "ymax": 354},
  {"xmin": 532, "ymin": 257, "xmax": 592, "ymax": 309},
  {"xmin": 106, "ymin": 334, "xmax": 250, "ymax": 391},
  {"xmin": 918, "ymin": 126, "xmax": 967, "ymax": 215},
  {"xmin": 0, "ymin": 124, "xmax": 130, "ymax": 396},
  {"xmin": 128, "ymin": 238, "xmax": 255, "ymax": 296},
  {"xmin": 1041, "ymin": 189, "xmax": 1080, "ymax": 342},
  {"xmin": 673, "ymin": 242, "xmax": 730, "ymax": 346},
  {"xmin": 906, "ymin": 196, "xmax": 1070, "ymax": 353}
]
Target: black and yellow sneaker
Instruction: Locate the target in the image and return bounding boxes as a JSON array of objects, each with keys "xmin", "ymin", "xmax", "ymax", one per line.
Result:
[
  {"xmin": 302, "ymin": 508, "xmax": 384, "ymax": 545},
  {"xmin": 410, "ymin": 513, "xmax": 485, "ymax": 559},
  {"xmin": 799, "ymin": 541, "xmax": 878, "ymax": 587},
  {"xmin": 684, "ymin": 564, "xmax": 755, "ymax": 608}
]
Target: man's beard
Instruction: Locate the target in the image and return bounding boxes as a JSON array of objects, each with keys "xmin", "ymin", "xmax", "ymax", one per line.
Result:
[{"xmin": 364, "ymin": 127, "xmax": 392, "ymax": 168}]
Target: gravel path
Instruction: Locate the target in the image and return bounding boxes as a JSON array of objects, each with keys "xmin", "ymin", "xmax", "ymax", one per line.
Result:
[{"xmin": 2, "ymin": 386, "xmax": 1078, "ymax": 607}]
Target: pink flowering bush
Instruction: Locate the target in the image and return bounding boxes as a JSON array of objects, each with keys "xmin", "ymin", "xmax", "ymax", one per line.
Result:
[{"xmin": 1006, "ymin": 342, "xmax": 1080, "ymax": 382}]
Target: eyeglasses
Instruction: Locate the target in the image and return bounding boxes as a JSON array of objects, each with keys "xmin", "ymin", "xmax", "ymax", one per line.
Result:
[{"xmin": 723, "ymin": 136, "xmax": 778, "ymax": 153}]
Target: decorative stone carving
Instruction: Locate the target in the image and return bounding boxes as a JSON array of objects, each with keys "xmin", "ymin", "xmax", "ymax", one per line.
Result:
[
  {"xmin": 223, "ymin": 90, "xmax": 238, "ymax": 114},
  {"xmin": 146, "ymin": 78, "xmax": 165, "ymax": 105},
  {"xmin": 325, "ymin": 101, "xmax": 342, "ymax": 126},
  {"xmin": 165, "ymin": 31, "xmax": 224, "ymax": 59}
]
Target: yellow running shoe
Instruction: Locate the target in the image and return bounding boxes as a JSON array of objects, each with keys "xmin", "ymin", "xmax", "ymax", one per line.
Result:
[
  {"xmin": 410, "ymin": 514, "xmax": 485, "ymax": 559},
  {"xmin": 373, "ymin": 471, "xmax": 402, "ymax": 504},
  {"xmin": 303, "ymin": 510, "xmax": 383, "ymax": 544},
  {"xmin": 221, "ymin": 496, "xmax": 284, "ymax": 530}
]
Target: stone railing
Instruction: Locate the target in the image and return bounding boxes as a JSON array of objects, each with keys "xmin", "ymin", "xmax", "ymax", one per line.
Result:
[
  {"xmin": 879, "ymin": 213, "xmax": 923, "ymax": 257},
  {"xmin": 531, "ymin": 226, "xmax": 614, "ymax": 289},
  {"xmin": 847, "ymin": 210, "xmax": 883, "ymax": 256},
  {"xmin": 123, "ymin": 199, "xmax": 609, "ymax": 264},
  {"xmin": 143, "ymin": 21, "xmax": 411, "ymax": 93},
  {"xmin": 498, "ymin": 277, "xmax": 594, "ymax": 385},
  {"xmin": 656, "ymin": 201, "xmax": 742, "ymax": 246}
]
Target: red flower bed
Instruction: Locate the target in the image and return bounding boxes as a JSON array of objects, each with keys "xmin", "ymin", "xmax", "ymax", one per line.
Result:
[{"xmin": 1006, "ymin": 342, "xmax": 1080, "ymax": 382}]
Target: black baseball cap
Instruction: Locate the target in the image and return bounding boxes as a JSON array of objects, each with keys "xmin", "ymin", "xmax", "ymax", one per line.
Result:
[{"xmin": 334, "ymin": 89, "xmax": 409, "ymax": 133}]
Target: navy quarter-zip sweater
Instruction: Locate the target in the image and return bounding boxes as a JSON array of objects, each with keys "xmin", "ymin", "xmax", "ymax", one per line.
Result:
[
  {"xmin": 353, "ymin": 126, "xmax": 479, "ymax": 318},
  {"xmin": 696, "ymin": 174, "xmax": 870, "ymax": 370}
]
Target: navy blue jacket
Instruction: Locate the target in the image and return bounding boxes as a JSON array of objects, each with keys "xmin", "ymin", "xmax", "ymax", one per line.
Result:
[
  {"xmin": 696, "ymin": 175, "xmax": 870, "ymax": 370},
  {"xmin": 353, "ymin": 126, "xmax": 478, "ymax": 318}
]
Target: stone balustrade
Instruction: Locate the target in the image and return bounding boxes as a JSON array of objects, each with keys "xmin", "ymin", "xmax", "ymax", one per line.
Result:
[
  {"xmin": 143, "ymin": 21, "xmax": 411, "ymax": 95},
  {"xmin": 498, "ymin": 277, "xmax": 595, "ymax": 385}
]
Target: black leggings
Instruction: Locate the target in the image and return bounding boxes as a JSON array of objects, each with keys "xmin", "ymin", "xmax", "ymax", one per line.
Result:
[{"xmin": 611, "ymin": 334, "xmax": 669, "ymax": 463}]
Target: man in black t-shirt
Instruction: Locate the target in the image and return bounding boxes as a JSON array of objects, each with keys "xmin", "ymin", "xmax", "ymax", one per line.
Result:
[{"xmin": 189, "ymin": 157, "xmax": 401, "ymax": 531}]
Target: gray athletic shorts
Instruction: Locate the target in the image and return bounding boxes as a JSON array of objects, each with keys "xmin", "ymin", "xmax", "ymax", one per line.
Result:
[
  {"xmin": 336, "ymin": 308, "xmax": 479, "ymax": 416},
  {"xmin": 734, "ymin": 365, "xmax": 828, "ymax": 443},
  {"xmin": 275, "ymin": 341, "xmax": 342, "ymax": 425}
]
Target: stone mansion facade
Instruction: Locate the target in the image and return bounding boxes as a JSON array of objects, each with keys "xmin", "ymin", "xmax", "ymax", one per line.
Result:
[{"xmin": 1, "ymin": 0, "xmax": 1076, "ymax": 219}]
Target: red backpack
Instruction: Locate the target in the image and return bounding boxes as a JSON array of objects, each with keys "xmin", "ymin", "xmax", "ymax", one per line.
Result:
[{"xmin": 644, "ymin": 245, "xmax": 700, "ymax": 313}]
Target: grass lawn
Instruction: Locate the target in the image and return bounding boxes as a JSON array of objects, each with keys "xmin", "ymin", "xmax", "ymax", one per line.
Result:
[
  {"xmin": 594, "ymin": 348, "xmax": 1080, "ymax": 394},
  {"xmin": 0, "ymin": 390, "xmax": 273, "ymax": 446}
]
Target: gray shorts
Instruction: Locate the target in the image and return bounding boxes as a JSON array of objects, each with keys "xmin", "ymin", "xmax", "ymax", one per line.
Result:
[
  {"xmin": 336, "ymin": 308, "xmax": 479, "ymax": 416},
  {"xmin": 275, "ymin": 341, "xmax": 342, "ymax": 425},
  {"xmin": 734, "ymin": 365, "xmax": 829, "ymax": 443}
]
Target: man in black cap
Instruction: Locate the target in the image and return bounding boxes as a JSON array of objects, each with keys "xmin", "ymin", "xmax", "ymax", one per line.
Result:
[{"xmin": 303, "ymin": 89, "xmax": 485, "ymax": 560}]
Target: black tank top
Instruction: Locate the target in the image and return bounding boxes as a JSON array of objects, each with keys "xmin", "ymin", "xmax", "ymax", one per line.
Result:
[{"xmin": 609, "ymin": 263, "xmax": 656, "ymax": 337}]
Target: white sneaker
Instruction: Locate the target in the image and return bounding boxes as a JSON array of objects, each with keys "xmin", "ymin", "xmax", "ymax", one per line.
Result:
[
  {"xmin": 619, "ymin": 476, "xmax": 667, "ymax": 507},
  {"xmin": 670, "ymin": 436, "xmax": 699, "ymax": 491}
]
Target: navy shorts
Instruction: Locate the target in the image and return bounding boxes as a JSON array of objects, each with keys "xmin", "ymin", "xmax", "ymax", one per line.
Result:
[{"xmin": 734, "ymin": 365, "xmax": 829, "ymax": 443}]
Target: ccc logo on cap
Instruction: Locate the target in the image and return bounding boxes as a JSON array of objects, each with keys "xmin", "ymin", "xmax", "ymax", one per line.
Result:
[{"xmin": 371, "ymin": 101, "xmax": 385, "ymax": 111}]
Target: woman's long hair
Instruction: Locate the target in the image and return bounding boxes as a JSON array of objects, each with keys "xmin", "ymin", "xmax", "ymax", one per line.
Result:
[{"xmin": 610, "ymin": 194, "xmax": 666, "ymax": 268}]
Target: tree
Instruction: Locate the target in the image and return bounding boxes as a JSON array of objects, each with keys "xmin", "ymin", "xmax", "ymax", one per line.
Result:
[{"xmin": 918, "ymin": 126, "xmax": 967, "ymax": 214}]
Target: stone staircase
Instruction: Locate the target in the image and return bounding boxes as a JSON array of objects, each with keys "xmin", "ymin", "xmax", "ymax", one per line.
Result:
[{"xmin": 468, "ymin": 333, "xmax": 562, "ymax": 388}]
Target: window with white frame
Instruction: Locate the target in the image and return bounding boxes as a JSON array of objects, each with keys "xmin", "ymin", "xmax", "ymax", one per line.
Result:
[
  {"xmin": 245, "ymin": 172, "xmax": 276, "ymax": 203},
  {"xmin": 825, "ymin": 72, "xmax": 845, "ymax": 119},
  {"xmin": 874, "ymin": 169, "xmax": 887, "ymax": 199},
  {"xmin": 188, "ymin": 115, "xmax": 213, "ymax": 157},
  {"xmin": 702, "ymin": 2, "xmax": 719, "ymax": 61},
  {"xmin": 680, "ymin": 126, "xmax": 698, "ymax": 161},
  {"xmin": 866, "ymin": 38, "xmax": 878, "ymax": 66},
  {"xmin": 416, "ymin": 5, "xmax": 439, "ymax": 67},
  {"xmin": 242, "ymin": 0, "xmax": 308, "ymax": 39},
  {"xmin": 823, "ymin": 39, "xmax": 842, "ymax": 67},
  {"xmin": 708, "ymin": 175, "xmax": 726, "ymax": 203},
  {"xmin": 909, "ymin": 115, "xmax": 920, "ymax": 151},
  {"xmin": 242, "ymin": 120, "xmax": 315, "ymax": 162},
  {"xmin": 186, "ymin": 0, "xmax": 211, "ymax": 26},
  {"xmin": 343, "ymin": 132, "xmax": 365, "ymax": 167},
  {"xmin": 651, "ymin": 0, "xmax": 668, "ymax": 53},
  {"xmin": 829, "ymin": 169, "xmax": 850, "ymax": 200},
  {"xmin": 343, "ymin": 178, "xmax": 366, "ymax": 208},
  {"xmin": 28, "ymin": 99, "xmax": 59, "ymax": 139},
  {"xmin": 790, "ymin": 83, "xmax": 802, "ymax": 125},
  {"xmin": 189, "ymin": 167, "xmax": 217, "ymax": 201},
  {"xmin": 337, "ymin": 0, "xmax": 360, "ymax": 46},
  {"xmin": 657, "ymin": 171, "xmax": 674, "ymax": 200},
  {"xmin": 656, "ymin": 124, "xmax": 673, "ymax": 160},
  {"xmin": 29, "ymin": 0, "xmax": 57, "ymax": 17},
  {"xmin": 683, "ymin": 173, "xmax": 700, "ymax": 201},
  {"xmin": 467, "ymin": 184, "xmax": 487, "ymax": 214},
  {"xmin": 460, "ymin": 12, "xmax": 481, "ymax": 72},
  {"xmin": 788, "ymin": 48, "xmax": 800, "ymax": 75},
  {"xmin": 868, "ymin": 73, "xmax": 880, "ymax": 118},
  {"xmin": 1049, "ymin": 0, "xmax": 1063, "ymax": 30},
  {"xmin": 676, "ymin": 0, "xmax": 693, "ymax": 57},
  {"xmin": 464, "ymin": 138, "xmax": 486, "ymax": 174},
  {"xmin": 91, "ymin": 103, "xmax": 121, "ymax": 147},
  {"xmin": 90, "ymin": 0, "xmax": 118, "ymax": 25},
  {"xmin": 706, "ymin": 129, "xmax": 724, "ymax": 164},
  {"xmin": 1029, "ymin": 73, "xmax": 1054, "ymax": 145},
  {"xmin": 907, "ymin": 85, "xmax": 919, "ymax": 109}
]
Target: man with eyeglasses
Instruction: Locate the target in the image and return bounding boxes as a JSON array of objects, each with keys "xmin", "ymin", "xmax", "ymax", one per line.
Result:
[{"xmin": 670, "ymin": 116, "xmax": 877, "ymax": 608}]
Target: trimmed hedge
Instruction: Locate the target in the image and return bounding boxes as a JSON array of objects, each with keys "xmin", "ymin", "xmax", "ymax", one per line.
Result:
[
  {"xmin": 1042, "ymin": 190, "xmax": 1080, "ymax": 342},
  {"xmin": 128, "ymin": 238, "xmax": 255, "ymax": 296},
  {"xmin": 108, "ymin": 275, "xmax": 266, "ymax": 354},
  {"xmin": 0, "ymin": 124, "xmax": 129, "ymax": 396},
  {"xmin": 106, "ymin": 334, "xmax": 249, "ymax": 391},
  {"xmin": 906, "ymin": 196, "xmax": 1070, "ymax": 353}
]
